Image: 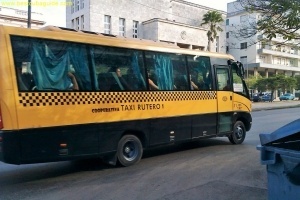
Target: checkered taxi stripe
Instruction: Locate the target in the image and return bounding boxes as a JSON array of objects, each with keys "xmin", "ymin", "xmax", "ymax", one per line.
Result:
[{"xmin": 18, "ymin": 91, "xmax": 217, "ymax": 107}]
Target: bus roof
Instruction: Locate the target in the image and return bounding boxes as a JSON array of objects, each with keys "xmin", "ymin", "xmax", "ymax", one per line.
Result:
[{"xmin": 0, "ymin": 25, "xmax": 234, "ymax": 60}]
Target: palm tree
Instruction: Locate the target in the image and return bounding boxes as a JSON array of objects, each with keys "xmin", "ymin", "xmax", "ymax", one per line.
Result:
[{"xmin": 201, "ymin": 11, "xmax": 224, "ymax": 52}]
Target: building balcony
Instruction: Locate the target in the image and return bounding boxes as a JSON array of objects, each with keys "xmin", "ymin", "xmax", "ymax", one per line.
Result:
[
  {"xmin": 257, "ymin": 34, "xmax": 296, "ymax": 44},
  {"xmin": 257, "ymin": 48, "xmax": 300, "ymax": 59},
  {"xmin": 259, "ymin": 62, "xmax": 300, "ymax": 72}
]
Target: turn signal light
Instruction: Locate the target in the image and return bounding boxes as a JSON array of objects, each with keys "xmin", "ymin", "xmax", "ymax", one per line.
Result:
[{"xmin": 60, "ymin": 143, "xmax": 67, "ymax": 147}]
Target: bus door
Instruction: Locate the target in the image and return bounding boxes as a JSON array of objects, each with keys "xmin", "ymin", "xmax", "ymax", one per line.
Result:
[{"xmin": 215, "ymin": 66, "xmax": 233, "ymax": 134}]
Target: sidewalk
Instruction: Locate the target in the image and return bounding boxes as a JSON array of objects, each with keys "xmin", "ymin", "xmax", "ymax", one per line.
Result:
[{"xmin": 252, "ymin": 100, "xmax": 300, "ymax": 111}]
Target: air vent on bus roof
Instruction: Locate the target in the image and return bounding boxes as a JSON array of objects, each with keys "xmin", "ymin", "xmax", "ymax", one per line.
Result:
[
  {"xmin": 57, "ymin": 27, "xmax": 77, "ymax": 32},
  {"xmin": 81, "ymin": 30, "xmax": 99, "ymax": 35},
  {"xmin": 100, "ymin": 33, "xmax": 117, "ymax": 37}
]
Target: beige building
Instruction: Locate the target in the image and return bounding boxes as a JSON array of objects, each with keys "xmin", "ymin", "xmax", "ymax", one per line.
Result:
[
  {"xmin": 66, "ymin": 0, "xmax": 226, "ymax": 53},
  {"xmin": 0, "ymin": 6, "xmax": 45, "ymax": 29}
]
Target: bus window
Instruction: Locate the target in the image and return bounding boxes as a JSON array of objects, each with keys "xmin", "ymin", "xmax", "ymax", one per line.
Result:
[
  {"xmin": 93, "ymin": 46, "xmax": 146, "ymax": 91},
  {"xmin": 145, "ymin": 52, "xmax": 187, "ymax": 91},
  {"xmin": 187, "ymin": 56, "xmax": 212, "ymax": 90},
  {"xmin": 216, "ymin": 68, "xmax": 231, "ymax": 91},
  {"xmin": 172, "ymin": 54, "xmax": 189, "ymax": 91},
  {"xmin": 11, "ymin": 36, "xmax": 95, "ymax": 91},
  {"xmin": 232, "ymin": 63, "xmax": 247, "ymax": 96}
]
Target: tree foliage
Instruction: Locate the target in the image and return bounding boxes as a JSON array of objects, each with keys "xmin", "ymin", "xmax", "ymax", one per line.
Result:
[
  {"xmin": 245, "ymin": 74, "xmax": 261, "ymax": 89},
  {"xmin": 253, "ymin": 74, "xmax": 296, "ymax": 93},
  {"xmin": 232, "ymin": 0, "xmax": 300, "ymax": 47},
  {"xmin": 295, "ymin": 75, "xmax": 300, "ymax": 90},
  {"xmin": 201, "ymin": 11, "xmax": 224, "ymax": 51}
]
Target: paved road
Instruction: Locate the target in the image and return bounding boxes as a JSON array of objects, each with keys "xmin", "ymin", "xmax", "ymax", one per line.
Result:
[{"xmin": 0, "ymin": 105, "xmax": 299, "ymax": 200}]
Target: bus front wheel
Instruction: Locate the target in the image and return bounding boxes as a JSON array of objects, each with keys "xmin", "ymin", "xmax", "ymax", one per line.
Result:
[
  {"xmin": 228, "ymin": 121, "xmax": 246, "ymax": 145},
  {"xmin": 117, "ymin": 135, "xmax": 143, "ymax": 167}
]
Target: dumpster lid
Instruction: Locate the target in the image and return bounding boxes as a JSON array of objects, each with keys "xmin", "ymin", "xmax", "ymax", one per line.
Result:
[{"xmin": 260, "ymin": 118, "xmax": 300, "ymax": 146}]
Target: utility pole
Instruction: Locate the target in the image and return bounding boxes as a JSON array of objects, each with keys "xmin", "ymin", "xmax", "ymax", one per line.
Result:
[{"xmin": 27, "ymin": 0, "xmax": 31, "ymax": 28}]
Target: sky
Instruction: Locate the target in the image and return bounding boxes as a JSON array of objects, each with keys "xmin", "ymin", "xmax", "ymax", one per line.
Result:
[
  {"xmin": 0, "ymin": 0, "xmax": 234, "ymax": 27},
  {"xmin": 188, "ymin": 0, "xmax": 234, "ymax": 11}
]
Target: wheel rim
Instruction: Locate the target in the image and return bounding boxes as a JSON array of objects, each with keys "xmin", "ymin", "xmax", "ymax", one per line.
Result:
[
  {"xmin": 122, "ymin": 140, "xmax": 139, "ymax": 162},
  {"xmin": 235, "ymin": 125, "xmax": 244, "ymax": 140}
]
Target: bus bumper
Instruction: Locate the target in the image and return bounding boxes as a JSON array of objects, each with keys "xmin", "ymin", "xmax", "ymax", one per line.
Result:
[{"xmin": 0, "ymin": 131, "xmax": 21, "ymax": 165}]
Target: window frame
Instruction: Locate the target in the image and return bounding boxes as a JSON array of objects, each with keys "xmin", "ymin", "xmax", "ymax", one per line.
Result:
[
  {"xmin": 119, "ymin": 18, "xmax": 126, "ymax": 36},
  {"xmin": 104, "ymin": 15, "xmax": 111, "ymax": 34},
  {"xmin": 133, "ymin": 20, "xmax": 138, "ymax": 38}
]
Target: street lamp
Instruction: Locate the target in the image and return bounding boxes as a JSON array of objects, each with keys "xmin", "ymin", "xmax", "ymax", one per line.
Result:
[
  {"xmin": 246, "ymin": 62, "xmax": 248, "ymax": 79},
  {"xmin": 27, "ymin": 0, "xmax": 31, "ymax": 28}
]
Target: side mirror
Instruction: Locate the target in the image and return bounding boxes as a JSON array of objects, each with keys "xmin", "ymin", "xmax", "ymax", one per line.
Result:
[
  {"xmin": 228, "ymin": 59, "xmax": 245, "ymax": 78},
  {"xmin": 237, "ymin": 61, "xmax": 245, "ymax": 78}
]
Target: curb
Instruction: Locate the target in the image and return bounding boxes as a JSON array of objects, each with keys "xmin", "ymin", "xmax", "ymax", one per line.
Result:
[{"xmin": 252, "ymin": 103, "xmax": 300, "ymax": 111}]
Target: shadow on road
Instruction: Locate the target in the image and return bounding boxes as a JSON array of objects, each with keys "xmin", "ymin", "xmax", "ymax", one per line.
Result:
[
  {"xmin": 0, "ymin": 138, "xmax": 230, "ymax": 187},
  {"xmin": 143, "ymin": 138, "xmax": 230, "ymax": 159}
]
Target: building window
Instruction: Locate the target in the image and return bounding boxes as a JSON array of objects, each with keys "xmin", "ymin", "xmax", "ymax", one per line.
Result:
[
  {"xmin": 80, "ymin": 0, "xmax": 84, "ymax": 9},
  {"xmin": 277, "ymin": 58, "xmax": 281, "ymax": 65},
  {"xmin": 104, "ymin": 15, "xmax": 111, "ymax": 34},
  {"xmin": 240, "ymin": 42, "xmax": 247, "ymax": 49},
  {"xmin": 259, "ymin": 56, "xmax": 265, "ymax": 63},
  {"xmin": 72, "ymin": 19, "xmax": 74, "ymax": 29},
  {"xmin": 226, "ymin": 32, "xmax": 229, "ymax": 38},
  {"xmin": 226, "ymin": 19, "xmax": 229, "ymax": 25},
  {"xmin": 75, "ymin": 0, "xmax": 80, "ymax": 11},
  {"xmin": 226, "ymin": 46, "xmax": 229, "ymax": 52},
  {"xmin": 81, "ymin": 15, "xmax": 84, "ymax": 30},
  {"xmin": 133, "ymin": 20, "xmax": 138, "ymax": 38},
  {"xmin": 119, "ymin": 18, "xmax": 125, "ymax": 36},
  {"xmin": 71, "ymin": 0, "xmax": 75, "ymax": 13},
  {"xmin": 76, "ymin": 17, "xmax": 79, "ymax": 30}
]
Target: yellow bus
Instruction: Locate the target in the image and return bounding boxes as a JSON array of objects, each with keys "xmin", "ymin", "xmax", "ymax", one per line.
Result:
[{"xmin": 0, "ymin": 25, "xmax": 252, "ymax": 167}]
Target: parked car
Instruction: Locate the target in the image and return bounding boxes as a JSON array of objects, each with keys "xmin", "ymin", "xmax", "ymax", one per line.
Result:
[
  {"xmin": 252, "ymin": 93, "xmax": 262, "ymax": 102},
  {"xmin": 279, "ymin": 93, "xmax": 295, "ymax": 101},
  {"xmin": 261, "ymin": 94, "xmax": 274, "ymax": 102}
]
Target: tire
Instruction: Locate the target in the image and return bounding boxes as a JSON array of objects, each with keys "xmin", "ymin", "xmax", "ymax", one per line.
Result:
[
  {"xmin": 117, "ymin": 135, "xmax": 143, "ymax": 167},
  {"xmin": 228, "ymin": 121, "xmax": 246, "ymax": 145}
]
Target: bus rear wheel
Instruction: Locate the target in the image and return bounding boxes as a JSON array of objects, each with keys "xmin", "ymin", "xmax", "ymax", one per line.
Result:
[
  {"xmin": 228, "ymin": 121, "xmax": 246, "ymax": 145},
  {"xmin": 117, "ymin": 135, "xmax": 143, "ymax": 167}
]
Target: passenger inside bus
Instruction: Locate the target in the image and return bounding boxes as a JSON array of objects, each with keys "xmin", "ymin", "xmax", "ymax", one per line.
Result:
[
  {"xmin": 68, "ymin": 72, "xmax": 79, "ymax": 90},
  {"xmin": 147, "ymin": 70, "xmax": 159, "ymax": 90},
  {"xmin": 223, "ymin": 80, "xmax": 231, "ymax": 91},
  {"xmin": 188, "ymin": 75, "xmax": 198, "ymax": 90},
  {"xmin": 114, "ymin": 67, "xmax": 132, "ymax": 90},
  {"xmin": 16, "ymin": 62, "xmax": 35, "ymax": 91}
]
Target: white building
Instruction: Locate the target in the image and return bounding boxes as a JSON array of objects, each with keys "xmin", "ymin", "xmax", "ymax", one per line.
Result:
[
  {"xmin": 66, "ymin": 0, "xmax": 226, "ymax": 53},
  {"xmin": 0, "ymin": 6, "xmax": 45, "ymax": 29},
  {"xmin": 226, "ymin": 1, "xmax": 300, "ymax": 79}
]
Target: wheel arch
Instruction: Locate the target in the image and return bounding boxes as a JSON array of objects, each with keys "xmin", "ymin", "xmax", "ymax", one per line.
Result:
[
  {"xmin": 121, "ymin": 129, "xmax": 148, "ymax": 149},
  {"xmin": 234, "ymin": 112, "xmax": 252, "ymax": 131}
]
